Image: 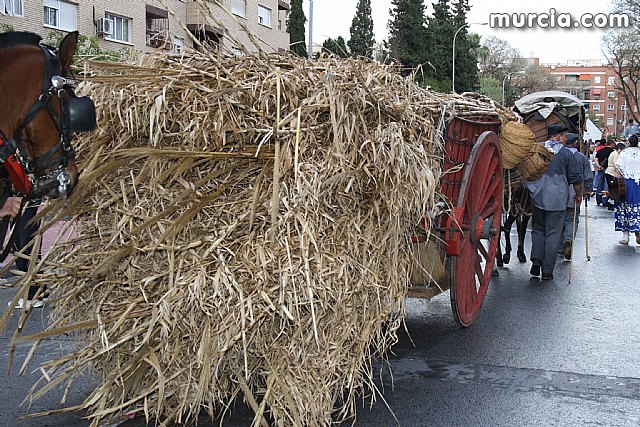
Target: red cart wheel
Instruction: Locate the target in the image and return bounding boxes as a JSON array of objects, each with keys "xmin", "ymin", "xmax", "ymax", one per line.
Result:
[{"xmin": 448, "ymin": 131, "xmax": 503, "ymax": 327}]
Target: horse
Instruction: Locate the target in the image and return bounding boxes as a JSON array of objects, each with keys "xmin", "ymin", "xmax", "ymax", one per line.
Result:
[
  {"xmin": 0, "ymin": 31, "xmax": 96, "ymax": 205},
  {"xmin": 497, "ymin": 182, "xmax": 531, "ymax": 267}
]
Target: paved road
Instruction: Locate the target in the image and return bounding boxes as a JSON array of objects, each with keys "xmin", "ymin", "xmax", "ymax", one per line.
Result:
[{"xmin": 1, "ymin": 204, "xmax": 639, "ymax": 426}]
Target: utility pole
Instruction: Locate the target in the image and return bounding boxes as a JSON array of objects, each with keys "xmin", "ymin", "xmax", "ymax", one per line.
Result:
[{"xmin": 307, "ymin": 0, "xmax": 314, "ymax": 58}]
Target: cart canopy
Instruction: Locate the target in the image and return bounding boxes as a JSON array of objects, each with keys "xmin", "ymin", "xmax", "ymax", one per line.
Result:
[{"xmin": 514, "ymin": 91, "xmax": 584, "ymax": 120}]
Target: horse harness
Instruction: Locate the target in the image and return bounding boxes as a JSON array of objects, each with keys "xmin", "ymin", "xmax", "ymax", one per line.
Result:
[
  {"xmin": 0, "ymin": 42, "xmax": 96, "ymax": 263},
  {"xmin": 0, "ymin": 43, "xmax": 96, "ymax": 201}
]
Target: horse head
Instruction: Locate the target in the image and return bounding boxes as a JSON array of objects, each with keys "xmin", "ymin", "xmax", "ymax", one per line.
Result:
[{"xmin": 0, "ymin": 31, "xmax": 96, "ymax": 201}]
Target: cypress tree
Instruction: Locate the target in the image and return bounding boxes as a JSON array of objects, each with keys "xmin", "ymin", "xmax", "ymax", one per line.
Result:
[
  {"xmin": 451, "ymin": 0, "xmax": 479, "ymax": 91},
  {"xmin": 322, "ymin": 36, "xmax": 349, "ymax": 58},
  {"xmin": 287, "ymin": 0, "xmax": 307, "ymax": 57},
  {"xmin": 387, "ymin": 0, "xmax": 428, "ymax": 74},
  {"xmin": 348, "ymin": 0, "xmax": 375, "ymax": 58},
  {"xmin": 424, "ymin": 0, "xmax": 454, "ymax": 90}
]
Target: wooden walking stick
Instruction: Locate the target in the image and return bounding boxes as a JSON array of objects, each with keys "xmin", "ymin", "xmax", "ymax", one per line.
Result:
[
  {"xmin": 568, "ymin": 201, "xmax": 578, "ymax": 284},
  {"xmin": 584, "ymin": 197, "xmax": 591, "ymax": 261}
]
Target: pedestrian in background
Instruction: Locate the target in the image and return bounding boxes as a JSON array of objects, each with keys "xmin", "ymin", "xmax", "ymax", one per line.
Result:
[
  {"xmin": 525, "ymin": 124, "xmax": 583, "ymax": 280},
  {"xmin": 560, "ymin": 133, "xmax": 593, "ymax": 260},
  {"xmin": 604, "ymin": 143, "xmax": 626, "ymax": 211},
  {"xmin": 624, "ymin": 119, "xmax": 640, "ymax": 141},
  {"xmin": 614, "ymin": 134, "xmax": 640, "ymax": 245},
  {"xmin": 594, "ymin": 139, "xmax": 615, "ymax": 206}
]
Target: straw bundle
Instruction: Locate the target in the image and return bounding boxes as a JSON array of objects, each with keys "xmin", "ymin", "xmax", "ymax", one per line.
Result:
[
  {"xmin": 517, "ymin": 142, "xmax": 554, "ymax": 181},
  {"xmin": 5, "ymin": 52, "xmax": 513, "ymax": 426},
  {"xmin": 499, "ymin": 121, "xmax": 538, "ymax": 170}
]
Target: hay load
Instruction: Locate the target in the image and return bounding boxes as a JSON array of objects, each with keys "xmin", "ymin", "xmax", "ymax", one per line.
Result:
[{"xmin": 12, "ymin": 52, "xmax": 513, "ymax": 426}]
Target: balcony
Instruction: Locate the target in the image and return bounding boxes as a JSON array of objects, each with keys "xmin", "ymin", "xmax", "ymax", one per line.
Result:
[
  {"xmin": 146, "ymin": 4, "xmax": 170, "ymax": 49},
  {"xmin": 278, "ymin": 0, "xmax": 290, "ymax": 10}
]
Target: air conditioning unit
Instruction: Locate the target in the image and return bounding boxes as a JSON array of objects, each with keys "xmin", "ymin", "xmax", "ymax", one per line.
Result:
[{"xmin": 97, "ymin": 18, "xmax": 113, "ymax": 36}]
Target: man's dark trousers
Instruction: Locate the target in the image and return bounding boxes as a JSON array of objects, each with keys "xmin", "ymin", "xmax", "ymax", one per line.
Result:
[{"xmin": 530, "ymin": 205, "xmax": 565, "ymax": 275}]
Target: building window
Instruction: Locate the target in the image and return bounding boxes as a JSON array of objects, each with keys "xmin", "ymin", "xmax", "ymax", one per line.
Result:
[
  {"xmin": 607, "ymin": 118, "xmax": 614, "ymax": 126},
  {"xmin": 607, "ymin": 104, "xmax": 614, "ymax": 111},
  {"xmin": 258, "ymin": 4, "xmax": 271, "ymax": 27},
  {"xmin": 593, "ymin": 104, "xmax": 601, "ymax": 111},
  {"xmin": 44, "ymin": 4, "xmax": 57, "ymax": 26},
  {"xmin": 565, "ymin": 75, "xmax": 578, "ymax": 83},
  {"xmin": 1, "ymin": 0, "xmax": 23, "ymax": 16},
  {"xmin": 622, "ymin": 104, "xmax": 628, "ymax": 111},
  {"xmin": 231, "ymin": 0, "xmax": 246, "ymax": 18},
  {"xmin": 105, "ymin": 13, "xmax": 132, "ymax": 44},
  {"xmin": 608, "ymin": 76, "xmax": 615, "ymax": 85},
  {"xmin": 43, "ymin": 1, "xmax": 77, "ymax": 31},
  {"xmin": 231, "ymin": 46, "xmax": 243, "ymax": 56},
  {"xmin": 607, "ymin": 91, "xmax": 615, "ymax": 98},
  {"xmin": 594, "ymin": 76, "xmax": 601, "ymax": 84}
]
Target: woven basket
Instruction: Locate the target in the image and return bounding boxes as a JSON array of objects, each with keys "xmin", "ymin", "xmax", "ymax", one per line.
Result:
[
  {"xmin": 517, "ymin": 142, "xmax": 554, "ymax": 181},
  {"xmin": 499, "ymin": 121, "xmax": 538, "ymax": 169}
]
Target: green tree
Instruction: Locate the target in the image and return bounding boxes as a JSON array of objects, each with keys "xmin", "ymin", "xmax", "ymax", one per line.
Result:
[
  {"xmin": 348, "ymin": 0, "xmax": 375, "ymax": 58},
  {"xmin": 387, "ymin": 0, "xmax": 428, "ymax": 75},
  {"xmin": 45, "ymin": 31, "xmax": 130, "ymax": 63},
  {"xmin": 479, "ymin": 77, "xmax": 501, "ymax": 103},
  {"xmin": 287, "ymin": 0, "xmax": 307, "ymax": 57},
  {"xmin": 424, "ymin": 0, "xmax": 454, "ymax": 88},
  {"xmin": 321, "ymin": 36, "xmax": 349, "ymax": 58}
]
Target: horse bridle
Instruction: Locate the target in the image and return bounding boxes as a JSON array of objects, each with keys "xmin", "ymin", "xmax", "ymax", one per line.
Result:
[{"xmin": 0, "ymin": 44, "xmax": 96, "ymax": 200}]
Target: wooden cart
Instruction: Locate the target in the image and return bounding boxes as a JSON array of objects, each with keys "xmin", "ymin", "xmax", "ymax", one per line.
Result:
[{"xmin": 409, "ymin": 115, "xmax": 503, "ymax": 327}]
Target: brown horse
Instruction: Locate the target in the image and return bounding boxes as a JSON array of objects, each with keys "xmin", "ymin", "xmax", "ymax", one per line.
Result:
[
  {"xmin": 0, "ymin": 31, "xmax": 95, "ymax": 202},
  {"xmin": 497, "ymin": 182, "xmax": 531, "ymax": 266}
]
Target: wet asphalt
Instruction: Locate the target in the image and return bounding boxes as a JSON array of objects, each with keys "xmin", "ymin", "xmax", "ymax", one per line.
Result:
[{"xmin": 1, "ymin": 202, "xmax": 639, "ymax": 427}]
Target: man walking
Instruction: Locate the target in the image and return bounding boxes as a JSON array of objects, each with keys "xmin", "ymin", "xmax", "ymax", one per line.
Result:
[
  {"xmin": 525, "ymin": 124, "xmax": 583, "ymax": 280},
  {"xmin": 560, "ymin": 133, "xmax": 593, "ymax": 260}
]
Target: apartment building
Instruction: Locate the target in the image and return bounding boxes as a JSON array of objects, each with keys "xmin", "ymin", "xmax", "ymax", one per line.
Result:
[
  {"xmin": 0, "ymin": 0, "xmax": 290, "ymax": 55},
  {"xmin": 543, "ymin": 61, "xmax": 628, "ymax": 136}
]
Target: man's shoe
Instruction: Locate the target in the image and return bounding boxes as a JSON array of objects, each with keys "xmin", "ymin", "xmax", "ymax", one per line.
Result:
[
  {"xmin": 541, "ymin": 273, "xmax": 554, "ymax": 280},
  {"xmin": 564, "ymin": 240, "xmax": 572, "ymax": 260},
  {"xmin": 636, "ymin": 233, "xmax": 640, "ymax": 245},
  {"xmin": 530, "ymin": 262, "xmax": 541, "ymax": 276}
]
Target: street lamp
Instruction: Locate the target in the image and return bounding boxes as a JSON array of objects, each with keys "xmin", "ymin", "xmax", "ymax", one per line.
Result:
[
  {"xmin": 307, "ymin": 0, "xmax": 314, "ymax": 59},
  {"xmin": 452, "ymin": 22, "xmax": 488, "ymax": 93},
  {"xmin": 502, "ymin": 71, "xmax": 525, "ymax": 106}
]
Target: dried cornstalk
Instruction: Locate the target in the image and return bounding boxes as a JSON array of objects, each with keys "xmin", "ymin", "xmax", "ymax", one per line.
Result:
[{"xmin": 4, "ymin": 51, "xmax": 512, "ymax": 426}]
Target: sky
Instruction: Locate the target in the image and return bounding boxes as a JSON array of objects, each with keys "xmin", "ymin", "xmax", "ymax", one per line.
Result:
[{"xmin": 303, "ymin": 0, "xmax": 626, "ymax": 64}]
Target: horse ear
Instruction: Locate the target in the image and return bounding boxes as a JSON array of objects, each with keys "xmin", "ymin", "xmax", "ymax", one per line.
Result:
[{"xmin": 58, "ymin": 31, "xmax": 79, "ymax": 73}]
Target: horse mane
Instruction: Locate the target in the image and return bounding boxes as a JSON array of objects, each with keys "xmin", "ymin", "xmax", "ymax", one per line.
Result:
[{"xmin": 0, "ymin": 31, "xmax": 42, "ymax": 51}]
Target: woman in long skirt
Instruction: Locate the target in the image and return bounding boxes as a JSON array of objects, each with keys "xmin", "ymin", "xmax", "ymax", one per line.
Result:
[{"xmin": 614, "ymin": 134, "xmax": 640, "ymax": 244}]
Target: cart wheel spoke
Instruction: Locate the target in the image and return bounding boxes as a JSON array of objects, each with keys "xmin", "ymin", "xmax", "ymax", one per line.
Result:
[
  {"xmin": 480, "ymin": 178, "xmax": 500, "ymax": 214},
  {"xmin": 477, "ymin": 240, "xmax": 490, "ymax": 261},
  {"xmin": 480, "ymin": 201, "xmax": 498, "ymax": 221}
]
